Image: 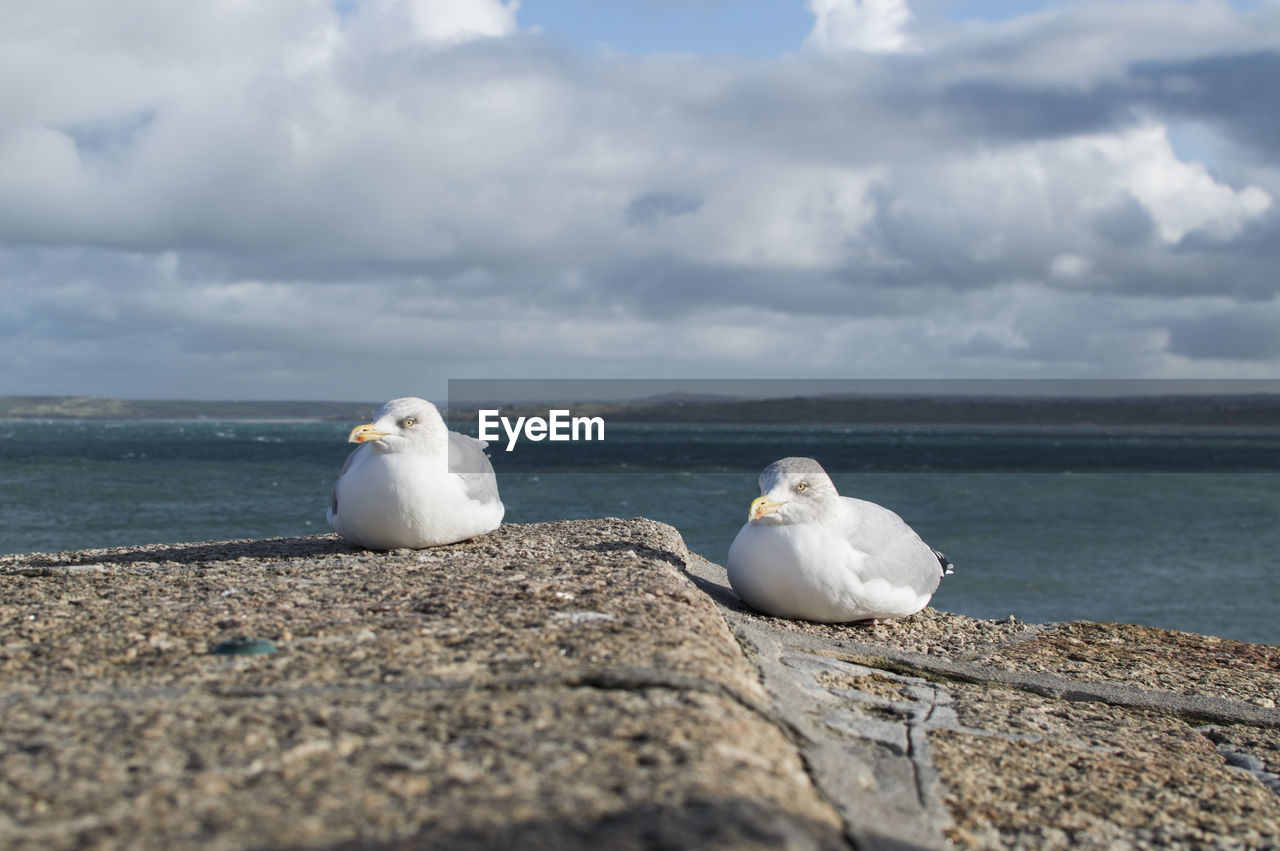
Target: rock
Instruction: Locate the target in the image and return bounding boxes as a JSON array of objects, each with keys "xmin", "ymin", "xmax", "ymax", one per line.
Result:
[{"xmin": 210, "ymin": 637, "xmax": 277, "ymax": 656}]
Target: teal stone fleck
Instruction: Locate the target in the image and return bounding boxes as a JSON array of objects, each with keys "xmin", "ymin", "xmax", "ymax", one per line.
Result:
[{"xmin": 211, "ymin": 637, "xmax": 278, "ymax": 656}]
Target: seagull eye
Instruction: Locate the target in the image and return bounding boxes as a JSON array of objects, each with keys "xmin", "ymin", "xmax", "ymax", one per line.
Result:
[
  {"xmin": 402, "ymin": 417, "xmax": 416, "ymax": 428},
  {"xmin": 795, "ymin": 481, "xmax": 808, "ymax": 492}
]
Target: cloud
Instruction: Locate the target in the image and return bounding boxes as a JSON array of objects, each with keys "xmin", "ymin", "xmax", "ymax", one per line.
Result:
[
  {"xmin": 344, "ymin": 0, "xmax": 520, "ymax": 47},
  {"xmin": 1083, "ymin": 124, "xmax": 1272, "ymax": 243},
  {"xmin": 1132, "ymin": 50, "xmax": 1280, "ymax": 161},
  {"xmin": 1167, "ymin": 304, "xmax": 1280, "ymax": 361},
  {"xmin": 625, "ymin": 192, "xmax": 702, "ymax": 227},
  {"xmin": 805, "ymin": 0, "xmax": 914, "ymax": 53},
  {"xmin": 1, "ymin": 0, "xmax": 1279, "ymax": 400}
]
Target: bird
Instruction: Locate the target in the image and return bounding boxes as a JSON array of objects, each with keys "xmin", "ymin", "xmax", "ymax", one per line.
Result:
[
  {"xmin": 726, "ymin": 457, "xmax": 952, "ymax": 623},
  {"xmin": 327, "ymin": 397, "xmax": 504, "ymax": 550}
]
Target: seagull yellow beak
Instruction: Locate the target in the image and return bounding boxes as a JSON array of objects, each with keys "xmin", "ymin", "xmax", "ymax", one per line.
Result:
[
  {"xmin": 749, "ymin": 496, "xmax": 786, "ymax": 521},
  {"xmin": 347, "ymin": 423, "xmax": 388, "ymax": 444}
]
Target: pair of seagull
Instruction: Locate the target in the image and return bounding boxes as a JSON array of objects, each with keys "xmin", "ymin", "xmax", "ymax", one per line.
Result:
[{"xmin": 328, "ymin": 397, "xmax": 953, "ymax": 624}]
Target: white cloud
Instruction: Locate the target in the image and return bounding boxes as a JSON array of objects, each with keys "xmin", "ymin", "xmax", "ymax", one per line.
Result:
[
  {"xmin": 878, "ymin": 121, "xmax": 1274, "ymax": 296},
  {"xmin": 1078, "ymin": 124, "xmax": 1273, "ymax": 244},
  {"xmin": 345, "ymin": 0, "xmax": 519, "ymax": 47},
  {"xmin": 406, "ymin": 0, "xmax": 519, "ymax": 42},
  {"xmin": 805, "ymin": 0, "xmax": 913, "ymax": 53},
  {"xmin": 643, "ymin": 166, "xmax": 881, "ymax": 269}
]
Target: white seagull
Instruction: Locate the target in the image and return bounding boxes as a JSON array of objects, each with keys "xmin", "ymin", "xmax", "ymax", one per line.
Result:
[
  {"xmin": 726, "ymin": 457, "xmax": 953, "ymax": 623},
  {"xmin": 327, "ymin": 397, "xmax": 504, "ymax": 550}
]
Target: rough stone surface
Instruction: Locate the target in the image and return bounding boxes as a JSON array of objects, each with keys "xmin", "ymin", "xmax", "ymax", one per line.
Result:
[
  {"xmin": 685, "ymin": 554, "xmax": 1280, "ymax": 850},
  {"xmin": 5, "ymin": 519, "xmax": 1280, "ymax": 850},
  {"xmin": 928, "ymin": 689, "xmax": 1280, "ymax": 849},
  {"xmin": 0, "ymin": 520, "xmax": 842, "ymax": 850},
  {"xmin": 976, "ymin": 620, "xmax": 1280, "ymax": 707}
]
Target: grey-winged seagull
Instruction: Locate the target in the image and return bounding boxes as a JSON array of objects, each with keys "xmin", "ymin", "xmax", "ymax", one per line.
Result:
[
  {"xmin": 327, "ymin": 397, "xmax": 504, "ymax": 549},
  {"xmin": 727, "ymin": 457, "xmax": 952, "ymax": 622}
]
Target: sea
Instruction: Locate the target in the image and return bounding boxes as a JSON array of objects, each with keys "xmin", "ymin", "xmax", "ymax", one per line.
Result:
[{"xmin": 2, "ymin": 418, "xmax": 1277, "ymax": 646}]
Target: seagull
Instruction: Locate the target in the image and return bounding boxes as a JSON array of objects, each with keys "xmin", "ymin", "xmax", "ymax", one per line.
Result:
[
  {"xmin": 726, "ymin": 457, "xmax": 953, "ymax": 623},
  {"xmin": 327, "ymin": 397, "xmax": 504, "ymax": 550}
]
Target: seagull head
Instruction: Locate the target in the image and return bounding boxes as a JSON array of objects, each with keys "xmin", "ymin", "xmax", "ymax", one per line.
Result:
[
  {"xmin": 747, "ymin": 456, "xmax": 842, "ymax": 525},
  {"xmin": 347, "ymin": 397, "xmax": 447, "ymax": 453}
]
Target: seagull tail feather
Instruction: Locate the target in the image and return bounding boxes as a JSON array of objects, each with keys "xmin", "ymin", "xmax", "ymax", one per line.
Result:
[{"xmin": 932, "ymin": 548, "xmax": 955, "ymax": 576}]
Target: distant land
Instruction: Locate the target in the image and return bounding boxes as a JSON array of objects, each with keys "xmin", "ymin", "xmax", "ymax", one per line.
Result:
[
  {"xmin": 3, "ymin": 393, "xmax": 1279, "ymax": 428},
  {"xmin": 0, "ymin": 396, "xmax": 376, "ymax": 422},
  {"xmin": 449, "ymin": 393, "xmax": 1280, "ymax": 429}
]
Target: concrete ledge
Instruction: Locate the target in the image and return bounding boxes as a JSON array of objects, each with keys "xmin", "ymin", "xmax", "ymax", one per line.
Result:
[{"xmin": 3, "ymin": 519, "xmax": 1279, "ymax": 849}]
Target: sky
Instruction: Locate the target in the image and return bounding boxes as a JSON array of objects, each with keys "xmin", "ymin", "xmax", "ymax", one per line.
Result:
[{"xmin": 2, "ymin": 0, "xmax": 1279, "ymax": 402}]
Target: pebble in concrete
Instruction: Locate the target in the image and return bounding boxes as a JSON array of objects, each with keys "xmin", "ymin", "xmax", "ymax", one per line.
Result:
[{"xmin": 210, "ymin": 637, "xmax": 277, "ymax": 656}]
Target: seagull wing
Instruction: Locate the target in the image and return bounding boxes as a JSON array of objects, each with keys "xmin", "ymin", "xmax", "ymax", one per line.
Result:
[
  {"xmin": 840, "ymin": 497, "xmax": 945, "ymax": 594},
  {"xmin": 448, "ymin": 430, "xmax": 502, "ymax": 506}
]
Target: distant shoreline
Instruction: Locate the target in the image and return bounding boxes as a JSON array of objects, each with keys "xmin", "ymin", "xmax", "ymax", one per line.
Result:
[
  {"xmin": 0, "ymin": 396, "xmax": 375, "ymax": 422},
  {"xmin": 445, "ymin": 393, "xmax": 1280, "ymax": 429},
  {"xmin": 4, "ymin": 393, "xmax": 1279, "ymax": 429}
]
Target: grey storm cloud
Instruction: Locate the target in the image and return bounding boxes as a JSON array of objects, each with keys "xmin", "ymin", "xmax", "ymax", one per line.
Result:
[
  {"xmin": 1168, "ymin": 311, "xmax": 1280, "ymax": 361},
  {"xmin": 625, "ymin": 192, "xmax": 704, "ymax": 228},
  {"xmin": 1132, "ymin": 51, "xmax": 1280, "ymax": 160},
  {"xmin": 2, "ymin": 0, "xmax": 1279, "ymax": 400}
]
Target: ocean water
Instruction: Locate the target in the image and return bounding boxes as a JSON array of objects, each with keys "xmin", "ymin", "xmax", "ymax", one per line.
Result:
[{"xmin": 2, "ymin": 419, "xmax": 1277, "ymax": 646}]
